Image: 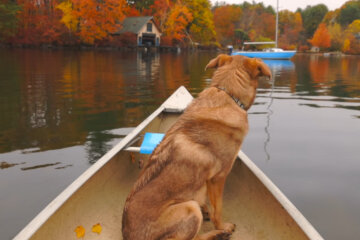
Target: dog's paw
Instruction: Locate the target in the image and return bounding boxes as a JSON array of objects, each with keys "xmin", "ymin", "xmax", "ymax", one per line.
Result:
[
  {"xmin": 221, "ymin": 222, "xmax": 236, "ymax": 233},
  {"xmin": 214, "ymin": 231, "xmax": 231, "ymax": 240}
]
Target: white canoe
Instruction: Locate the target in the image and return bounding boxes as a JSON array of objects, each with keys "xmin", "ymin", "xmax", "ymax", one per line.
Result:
[{"xmin": 14, "ymin": 86, "xmax": 323, "ymax": 240}]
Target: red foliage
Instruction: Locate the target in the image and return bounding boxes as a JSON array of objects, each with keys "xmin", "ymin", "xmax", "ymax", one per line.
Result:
[
  {"xmin": 12, "ymin": 0, "xmax": 67, "ymax": 45},
  {"xmin": 160, "ymin": 36, "xmax": 174, "ymax": 46},
  {"xmin": 116, "ymin": 32, "xmax": 137, "ymax": 47},
  {"xmin": 298, "ymin": 45, "xmax": 310, "ymax": 52}
]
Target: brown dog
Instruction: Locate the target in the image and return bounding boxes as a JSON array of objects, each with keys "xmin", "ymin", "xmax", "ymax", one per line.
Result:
[{"xmin": 122, "ymin": 55, "xmax": 271, "ymax": 240}]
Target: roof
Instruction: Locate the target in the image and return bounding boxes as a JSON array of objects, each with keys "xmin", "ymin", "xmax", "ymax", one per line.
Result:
[{"xmin": 116, "ymin": 16, "xmax": 155, "ymax": 34}]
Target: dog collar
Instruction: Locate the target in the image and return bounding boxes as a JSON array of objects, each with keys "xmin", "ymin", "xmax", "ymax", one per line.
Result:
[{"xmin": 215, "ymin": 87, "xmax": 246, "ymax": 110}]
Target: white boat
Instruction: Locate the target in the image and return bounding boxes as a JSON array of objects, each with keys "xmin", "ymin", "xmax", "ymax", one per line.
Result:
[{"xmin": 14, "ymin": 86, "xmax": 323, "ymax": 240}]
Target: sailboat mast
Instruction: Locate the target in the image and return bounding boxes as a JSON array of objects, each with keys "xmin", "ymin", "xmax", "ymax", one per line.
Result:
[{"xmin": 275, "ymin": 0, "xmax": 279, "ymax": 48}]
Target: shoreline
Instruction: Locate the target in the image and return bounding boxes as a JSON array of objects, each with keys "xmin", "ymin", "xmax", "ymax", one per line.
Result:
[{"xmin": 0, "ymin": 44, "xmax": 352, "ymax": 56}]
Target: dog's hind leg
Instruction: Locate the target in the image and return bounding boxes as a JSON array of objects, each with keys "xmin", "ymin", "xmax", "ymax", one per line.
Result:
[{"xmin": 151, "ymin": 200, "xmax": 203, "ymax": 240}]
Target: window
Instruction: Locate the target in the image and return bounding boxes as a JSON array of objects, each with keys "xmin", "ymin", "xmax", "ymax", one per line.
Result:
[{"xmin": 147, "ymin": 23, "xmax": 152, "ymax": 32}]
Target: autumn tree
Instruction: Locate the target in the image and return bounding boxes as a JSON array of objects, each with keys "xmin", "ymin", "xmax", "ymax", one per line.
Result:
[
  {"xmin": 128, "ymin": 0, "xmax": 155, "ymax": 12},
  {"xmin": 342, "ymin": 19, "xmax": 360, "ymax": 54},
  {"xmin": 15, "ymin": 0, "xmax": 66, "ymax": 45},
  {"xmin": 237, "ymin": 2, "xmax": 275, "ymax": 42},
  {"xmin": 123, "ymin": 4, "xmax": 141, "ymax": 17},
  {"xmin": 58, "ymin": 0, "xmax": 127, "ymax": 44},
  {"xmin": 56, "ymin": 1, "xmax": 78, "ymax": 35},
  {"xmin": 322, "ymin": 10, "xmax": 339, "ymax": 25},
  {"xmin": 278, "ymin": 10, "xmax": 303, "ymax": 49},
  {"xmin": 347, "ymin": 18, "xmax": 360, "ymax": 33},
  {"xmin": 183, "ymin": 0, "xmax": 216, "ymax": 45},
  {"xmin": 308, "ymin": 23, "xmax": 331, "ymax": 49},
  {"xmin": 163, "ymin": 2, "xmax": 192, "ymax": 42},
  {"xmin": 213, "ymin": 5, "xmax": 242, "ymax": 46},
  {"xmin": 0, "ymin": 0, "xmax": 21, "ymax": 41},
  {"xmin": 146, "ymin": 0, "xmax": 172, "ymax": 32},
  {"xmin": 328, "ymin": 23, "xmax": 343, "ymax": 51}
]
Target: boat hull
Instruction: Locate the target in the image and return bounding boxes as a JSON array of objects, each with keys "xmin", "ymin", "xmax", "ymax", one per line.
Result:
[{"xmin": 232, "ymin": 50, "xmax": 296, "ymax": 60}]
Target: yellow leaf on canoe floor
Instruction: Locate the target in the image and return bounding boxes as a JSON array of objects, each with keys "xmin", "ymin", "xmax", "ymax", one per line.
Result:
[
  {"xmin": 74, "ymin": 225, "xmax": 85, "ymax": 238},
  {"xmin": 92, "ymin": 223, "xmax": 102, "ymax": 234}
]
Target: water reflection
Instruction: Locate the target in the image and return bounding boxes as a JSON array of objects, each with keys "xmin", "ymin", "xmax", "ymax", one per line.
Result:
[
  {"xmin": 263, "ymin": 59, "xmax": 295, "ymax": 70},
  {"xmin": 295, "ymin": 54, "xmax": 360, "ymax": 99},
  {"xmin": 1, "ymin": 51, "xmax": 359, "ymax": 160},
  {"xmin": 0, "ymin": 49, "xmax": 215, "ymax": 162}
]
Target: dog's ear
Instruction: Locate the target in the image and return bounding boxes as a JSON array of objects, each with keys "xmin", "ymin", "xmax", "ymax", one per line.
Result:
[
  {"xmin": 244, "ymin": 58, "xmax": 272, "ymax": 79},
  {"xmin": 205, "ymin": 54, "xmax": 233, "ymax": 70}
]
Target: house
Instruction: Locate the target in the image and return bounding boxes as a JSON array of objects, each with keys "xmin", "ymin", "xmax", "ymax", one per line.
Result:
[
  {"xmin": 114, "ymin": 16, "xmax": 161, "ymax": 47},
  {"xmin": 310, "ymin": 46, "xmax": 320, "ymax": 53}
]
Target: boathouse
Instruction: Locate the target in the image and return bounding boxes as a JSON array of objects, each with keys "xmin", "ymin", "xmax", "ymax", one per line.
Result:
[{"xmin": 115, "ymin": 16, "xmax": 161, "ymax": 47}]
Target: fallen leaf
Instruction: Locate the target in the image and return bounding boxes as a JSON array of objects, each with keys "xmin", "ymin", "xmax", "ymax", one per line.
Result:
[
  {"xmin": 92, "ymin": 223, "xmax": 102, "ymax": 234},
  {"xmin": 74, "ymin": 225, "xmax": 85, "ymax": 238}
]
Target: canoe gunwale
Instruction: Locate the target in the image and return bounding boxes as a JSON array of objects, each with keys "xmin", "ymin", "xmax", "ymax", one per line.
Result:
[{"xmin": 237, "ymin": 151, "xmax": 324, "ymax": 240}]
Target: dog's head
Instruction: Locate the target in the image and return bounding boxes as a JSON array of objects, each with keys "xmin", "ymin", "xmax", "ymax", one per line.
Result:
[
  {"xmin": 205, "ymin": 54, "xmax": 271, "ymax": 80},
  {"xmin": 205, "ymin": 54, "xmax": 271, "ymax": 110}
]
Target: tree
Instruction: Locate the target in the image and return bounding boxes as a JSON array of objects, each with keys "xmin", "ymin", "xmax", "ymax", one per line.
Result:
[
  {"xmin": 128, "ymin": 0, "xmax": 155, "ymax": 12},
  {"xmin": 234, "ymin": 29, "xmax": 249, "ymax": 46},
  {"xmin": 328, "ymin": 23, "xmax": 343, "ymax": 50},
  {"xmin": 342, "ymin": 37, "xmax": 351, "ymax": 52},
  {"xmin": 236, "ymin": 2, "xmax": 275, "ymax": 43},
  {"xmin": 146, "ymin": 0, "xmax": 172, "ymax": 32},
  {"xmin": 338, "ymin": 1, "xmax": 360, "ymax": 27},
  {"xmin": 183, "ymin": 0, "xmax": 216, "ymax": 45},
  {"xmin": 300, "ymin": 4, "xmax": 328, "ymax": 38},
  {"xmin": 278, "ymin": 10, "xmax": 303, "ymax": 49},
  {"xmin": 322, "ymin": 10, "xmax": 339, "ymax": 25},
  {"xmin": 15, "ymin": 0, "xmax": 66, "ymax": 45},
  {"xmin": 70, "ymin": 0, "xmax": 126, "ymax": 44},
  {"xmin": 0, "ymin": 0, "xmax": 21, "ymax": 41},
  {"xmin": 342, "ymin": 19, "xmax": 360, "ymax": 54},
  {"xmin": 347, "ymin": 19, "xmax": 360, "ymax": 34},
  {"xmin": 163, "ymin": 2, "xmax": 192, "ymax": 42},
  {"xmin": 308, "ymin": 23, "xmax": 331, "ymax": 49},
  {"xmin": 56, "ymin": 1, "xmax": 78, "ymax": 33},
  {"xmin": 213, "ymin": 5, "xmax": 242, "ymax": 45}
]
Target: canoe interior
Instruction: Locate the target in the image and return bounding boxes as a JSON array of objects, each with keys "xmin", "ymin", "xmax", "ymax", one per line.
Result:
[{"xmin": 29, "ymin": 111, "xmax": 309, "ymax": 240}]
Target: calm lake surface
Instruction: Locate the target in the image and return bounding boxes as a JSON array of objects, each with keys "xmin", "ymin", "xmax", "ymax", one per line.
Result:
[{"xmin": 0, "ymin": 49, "xmax": 359, "ymax": 239}]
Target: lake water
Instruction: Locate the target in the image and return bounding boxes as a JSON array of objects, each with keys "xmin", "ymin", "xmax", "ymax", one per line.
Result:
[{"xmin": 0, "ymin": 49, "xmax": 359, "ymax": 240}]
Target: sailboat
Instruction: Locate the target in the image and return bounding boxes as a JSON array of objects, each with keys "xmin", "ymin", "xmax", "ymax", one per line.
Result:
[{"xmin": 232, "ymin": 0, "xmax": 296, "ymax": 60}]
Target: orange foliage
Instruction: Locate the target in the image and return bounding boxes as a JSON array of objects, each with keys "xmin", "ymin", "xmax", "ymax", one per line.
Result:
[
  {"xmin": 146, "ymin": 0, "xmax": 171, "ymax": 31},
  {"xmin": 213, "ymin": 5, "xmax": 242, "ymax": 45},
  {"xmin": 13, "ymin": 0, "xmax": 67, "ymax": 45},
  {"xmin": 237, "ymin": 3, "xmax": 275, "ymax": 41},
  {"xmin": 308, "ymin": 23, "xmax": 331, "ymax": 49},
  {"xmin": 72, "ymin": 0, "xmax": 126, "ymax": 44},
  {"xmin": 278, "ymin": 10, "xmax": 303, "ymax": 49},
  {"xmin": 124, "ymin": 6, "xmax": 141, "ymax": 17},
  {"xmin": 160, "ymin": 36, "xmax": 174, "ymax": 46},
  {"xmin": 163, "ymin": 3, "xmax": 192, "ymax": 42}
]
